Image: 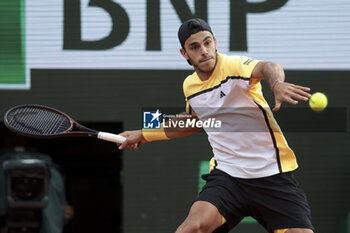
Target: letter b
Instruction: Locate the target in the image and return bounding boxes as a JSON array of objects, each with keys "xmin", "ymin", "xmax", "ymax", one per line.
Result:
[{"xmin": 64, "ymin": 0, "xmax": 130, "ymax": 50}]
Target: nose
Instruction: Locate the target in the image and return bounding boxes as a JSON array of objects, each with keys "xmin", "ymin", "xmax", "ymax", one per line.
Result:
[{"xmin": 200, "ymin": 45, "xmax": 208, "ymax": 55}]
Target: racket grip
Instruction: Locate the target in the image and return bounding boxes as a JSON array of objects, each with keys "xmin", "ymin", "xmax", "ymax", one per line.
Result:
[{"xmin": 97, "ymin": 132, "xmax": 126, "ymax": 143}]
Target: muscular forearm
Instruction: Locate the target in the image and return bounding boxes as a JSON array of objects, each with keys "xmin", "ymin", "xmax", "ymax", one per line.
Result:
[
  {"xmin": 261, "ymin": 62, "xmax": 285, "ymax": 90},
  {"xmin": 142, "ymin": 112, "xmax": 202, "ymax": 142},
  {"xmin": 164, "ymin": 112, "xmax": 202, "ymax": 138}
]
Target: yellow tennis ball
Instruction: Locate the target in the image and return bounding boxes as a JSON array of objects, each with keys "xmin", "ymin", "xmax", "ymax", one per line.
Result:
[{"xmin": 309, "ymin": 92, "xmax": 328, "ymax": 112}]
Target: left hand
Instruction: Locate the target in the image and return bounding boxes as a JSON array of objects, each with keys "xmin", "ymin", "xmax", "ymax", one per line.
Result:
[{"xmin": 272, "ymin": 81, "xmax": 311, "ymax": 112}]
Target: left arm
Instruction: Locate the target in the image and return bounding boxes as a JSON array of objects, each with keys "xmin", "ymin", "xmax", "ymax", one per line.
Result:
[{"xmin": 251, "ymin": 61, "xmax": 311, "ymax": 112}]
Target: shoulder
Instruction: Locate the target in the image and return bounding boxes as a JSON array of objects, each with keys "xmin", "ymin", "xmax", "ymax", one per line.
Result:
[
  {"xmin": 183, "ymin": 72, "xmax": 196, "ymax": 87},
  {"xmin": 219, "ymin": 53, "xmax": 260, "ymax": 78},
  {"xmin": 220, "ymin": 54, "xmax": 254, "ymax": 67},
  {"xmin": 183, "ymin": 72, "xmax": 198, "ymax": 96}
]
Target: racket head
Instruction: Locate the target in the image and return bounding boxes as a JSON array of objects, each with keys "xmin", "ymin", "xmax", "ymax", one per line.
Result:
[{"xmin": 4, "ymin": 104, "xmax": 74, "ymax": 138}]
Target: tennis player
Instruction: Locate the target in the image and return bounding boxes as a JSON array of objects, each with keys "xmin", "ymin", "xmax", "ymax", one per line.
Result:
[{"xmin": 118, "ymin": 18, "xmax": 314, "ymax": 233}]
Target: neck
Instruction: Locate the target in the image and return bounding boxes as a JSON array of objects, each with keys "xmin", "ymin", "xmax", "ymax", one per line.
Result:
[{"xmin": 196, "ymin": 69, "xmax": 214, "ymax": 81}]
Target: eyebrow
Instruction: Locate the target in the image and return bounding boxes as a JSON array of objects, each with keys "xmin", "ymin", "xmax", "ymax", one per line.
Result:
[{"xmin": 188, "ymin": 36, "xmax": 212, "ymax": 47}]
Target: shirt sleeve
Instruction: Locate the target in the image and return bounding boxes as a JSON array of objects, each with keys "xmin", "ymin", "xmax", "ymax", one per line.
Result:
[
  {"xmin": 183, "ymin": 77, "xmax": 192, "ymax": 115},
  {"xmin": 238, "ymin": 56, "xmax": 260, "ymax": 77},
  {"xmin": 185, "ymin": 100, "xmax": 191, "ymax": 115}
]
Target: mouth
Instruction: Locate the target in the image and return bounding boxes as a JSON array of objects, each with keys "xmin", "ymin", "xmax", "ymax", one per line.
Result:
[{"xmin": 200, "ymin": 57, "xmax": 213, "ymax": 63}]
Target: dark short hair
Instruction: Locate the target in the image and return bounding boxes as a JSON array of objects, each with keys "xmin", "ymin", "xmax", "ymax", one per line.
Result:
[{"xmin": 178, "ymin": 18, "xmax": 213, "ymax": 49}]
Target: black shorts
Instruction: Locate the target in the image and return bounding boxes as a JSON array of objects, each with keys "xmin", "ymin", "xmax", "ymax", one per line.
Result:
[{"xmin": 195, "ymin": 169, "xmax": 314, "ymax": 233}]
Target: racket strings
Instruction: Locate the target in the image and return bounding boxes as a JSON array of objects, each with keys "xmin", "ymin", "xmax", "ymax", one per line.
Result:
[
  {"xmin": 40, "ymin": 109, "xmax": 62, "ymax": 134},
  {"xmin": 7, "ymin": 107, "xmax": 72, "ymax": 135}
]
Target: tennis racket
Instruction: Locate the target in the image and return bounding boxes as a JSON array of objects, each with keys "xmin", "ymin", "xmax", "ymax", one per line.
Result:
[{"xmin": 4, "ymin": 104, "xmax": 126, "ymax": 144}]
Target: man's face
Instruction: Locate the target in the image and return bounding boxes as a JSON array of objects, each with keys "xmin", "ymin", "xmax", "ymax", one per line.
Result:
[{"xmin": 181, "ymin": 31, "xmax": 217, "ymax": 73}]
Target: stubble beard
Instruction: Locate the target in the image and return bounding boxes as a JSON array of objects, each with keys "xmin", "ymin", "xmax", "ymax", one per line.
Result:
[{"xmin": 191, "ymin": 52, "xmax": 218, "ymax": 75}]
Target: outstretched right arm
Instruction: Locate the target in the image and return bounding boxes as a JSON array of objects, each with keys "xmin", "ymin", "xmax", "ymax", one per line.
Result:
[{"xmin": 118, "ymin": 111, "xmax": 202, "ymax": 150}]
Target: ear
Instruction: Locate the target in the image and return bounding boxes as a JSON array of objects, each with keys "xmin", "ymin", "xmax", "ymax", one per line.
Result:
[
  {"xmin": 180, "ymin": 48, "xmax": 189, "ymax": 60},
  {"xmin": 214, "ymin": 37, "xmax": 217, "ymax": 50}
]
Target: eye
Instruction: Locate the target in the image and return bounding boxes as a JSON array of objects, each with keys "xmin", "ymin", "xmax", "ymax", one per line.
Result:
[
  {"xmin": 205, "ymin": 40, "xmax": 211, "ymax": 46},
  {"xmin": 190, "ymin": 45, "xmax": 199, "ymax": 50}
]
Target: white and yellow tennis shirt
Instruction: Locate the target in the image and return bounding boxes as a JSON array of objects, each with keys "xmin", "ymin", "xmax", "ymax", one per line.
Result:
[{"xmin": 183, "ymin": 53, "xmax": 298, "ymax": 178}]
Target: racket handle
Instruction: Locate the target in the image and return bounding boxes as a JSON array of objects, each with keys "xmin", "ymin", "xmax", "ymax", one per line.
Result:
[{"xmin": 97, "ymin": 132, "xmax": 126, "ymax": 143}]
